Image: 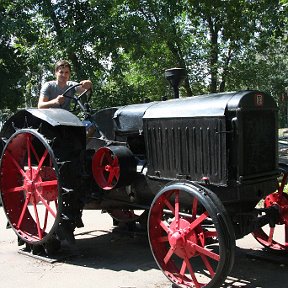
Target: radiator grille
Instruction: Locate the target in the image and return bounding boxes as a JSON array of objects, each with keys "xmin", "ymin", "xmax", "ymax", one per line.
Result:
[
  {"xmin": 241, "ymin": 110, "xmax": 277, "ymax": 176},
  {"xmin": 144, "ymin": 118, "xmax": 227, "ymax": 185}
]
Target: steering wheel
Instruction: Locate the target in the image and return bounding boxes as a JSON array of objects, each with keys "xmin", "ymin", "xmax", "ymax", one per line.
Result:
[
  {"xmin": 62, "ymin": 83, "xmax": 108, "ymax": 142},
  {"xmin": 62, "ymin": 83, "xmax": 92, "ymax": 115}
]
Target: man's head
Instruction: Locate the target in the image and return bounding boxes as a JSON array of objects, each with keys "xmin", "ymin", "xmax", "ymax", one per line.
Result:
[
  {"xmin": 54, "ymin": 60, "xmax": 71, "ymax": 85},
  {"xmin": 55, "ymin": 60, "xmax": 71, "ymax": 73}
]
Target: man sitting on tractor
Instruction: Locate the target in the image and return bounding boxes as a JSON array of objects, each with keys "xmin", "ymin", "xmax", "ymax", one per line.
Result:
[{"xmin": 38, "ymin": 60, "xmax": 92, "ymax": 110}]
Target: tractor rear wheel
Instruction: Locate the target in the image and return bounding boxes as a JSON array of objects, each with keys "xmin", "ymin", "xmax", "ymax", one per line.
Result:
[
  {"xmin": 148, "ymin": 181, "xmax": 235, "ymax": 288},
  {"xmin": 0, "ymin": 129, "xmax": 61, "ymax": 246},
  {"xmin": 252, "ymin": 169, "xmax": 288, "ymax": 251}
]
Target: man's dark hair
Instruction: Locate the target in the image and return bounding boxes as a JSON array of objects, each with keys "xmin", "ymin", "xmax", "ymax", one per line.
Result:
[{"xmin": 55, "ymin": 60, "xmax": 71, "ymax": 72}]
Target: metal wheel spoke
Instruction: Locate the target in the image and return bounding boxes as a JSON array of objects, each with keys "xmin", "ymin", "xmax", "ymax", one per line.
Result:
[
  {"xmin": 32, "ymin": 197, "xmax": 43, "ymax": 239},
  {"xmin": 174, "ymin": 190, "xmax": 180, "ymax": 229},
  {"xmin": 6, "ymin": 185, "xmax": 25, "ymax": 193},
  {"xmin": 192, "ymin": 197, "xmax": 198, "ymax": 219},
  {"xmin": 106, "ymin": 172, "xmax": 115, "ymax": 186},
  {"xmin": 35, "ymin": 149, "xmax": 49, "ymax": 176},
  {"xmin": 204, "ymin": 230, "xmax": 218, "ymax": 238},
  {"xmin": 43, "ymin": 202, "xmax": 50, "ymax": 232},
  {"xmin": 37, "ymin": 193, "xmax": 57, "ymax": 218},
  {"xmin": 163, "ymin": 196, "xmax": 175, "ymax": 215},
  {"xmin": 192, "ymin": 241, "xmax": 220, "ymax": 261},
  {"xmin": 184, "ymin": 255, "xmax": 201, "ymax": 288},
  {"xmin": 268, "ymin": 227, "xmax": 275, "ymax": 246},
  {"xmin": 186, "ymin": 211, "xmax": 209, "ymax": 235},
  {"xmin": 163, "ymin": 246, "xmax": 175, "ymax": 264},
  {"xmin": 5, "ymin": 151, "xmax": 26, "ymax": 177},
  {"xmin": 107, "ymin": 169, "xmax": 117, "ymax": 186},
  {"xmin": 36, "ymin": 179, "xmax": 58, "ymax": 188},
  {"xmin": 28, "ymin": 139, "xmax": 40, "ymax": 163},
  {"xmin": 200, "ymin": 254, "xmax": 215, "ymax": 277},
  {"xmin": 16, "ymin": 194, "xmax": 32, "ymax": 229},
  {"xmin": 179, "ymin": 260, "xmax": 187, "ymax": 284},
  {"xmin": 111, "ymin": 157, "xmax": 118, "ymax": 167},
  {"xmin": 26, "ymin": 135, "xmax": 32, "ymax": 176}
]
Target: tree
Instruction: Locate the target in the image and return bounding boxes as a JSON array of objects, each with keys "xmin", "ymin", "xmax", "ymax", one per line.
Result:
[
  {"xmin": 0, "ymin": 1, "xmax": 29, "ymax": 110},
  {"xmin": 0, "ymin": 0, "xmax": 287, "ymax": 114},
  {"xmin": 185, "ymin": 0, "xmax": 287, "ymax": 93}
]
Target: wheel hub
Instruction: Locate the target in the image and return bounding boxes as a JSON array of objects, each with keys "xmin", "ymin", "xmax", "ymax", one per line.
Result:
[
  {"xmin": 23, "ymin": 167, "xmax": 58, "ymax": 204},
  {"xmin": 23, "ymin": 168, "xmax": 42, "ymax": 204},
  {"xmin": 25, "ymin": 180, "xmax": 35, "ymax": 193},
  {"xmin": 168, "ymin": 218, "xmax": 200, "ymax": 258},
  {"xmin": 170, "ymin": 230, "xmax": 185, "ymax": 247},
  {"xmin": 105, "ymin": 165, "xmax": 111, "ymax": 172}
]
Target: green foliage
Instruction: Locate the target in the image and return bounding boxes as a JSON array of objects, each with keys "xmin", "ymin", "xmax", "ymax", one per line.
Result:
[
  {"xmin": 0, "ymin": 1, "xmax": 29, "ymax": 110},
  {"xmin": 0, "ymin": 0, "xmax": 287, "ymax": 124}
]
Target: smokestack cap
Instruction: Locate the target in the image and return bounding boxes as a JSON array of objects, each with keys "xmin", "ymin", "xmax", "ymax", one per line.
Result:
[
  {"xmin": 165, "ymin": 68, "xmax": 186, "ymax": 88},
  {"xmin": 165, "ymin": 68, "xmax": 186, "ymax": 98}
]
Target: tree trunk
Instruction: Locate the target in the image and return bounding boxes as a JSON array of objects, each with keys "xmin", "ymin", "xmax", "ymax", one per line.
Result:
[
  {"xmin": 208, "ymin": 17, "xmax": 219, "ymax": 93},
  {"xmin": 219, "ymin": 47, "xmax": 233, "ymax": 92},
  {"xmin": 42, "ymin": 0, "xmax": 83, "ymax": 79},
  {"xmin": 167, "ymin": 39, "xmax": 193, "ymax": 97}
]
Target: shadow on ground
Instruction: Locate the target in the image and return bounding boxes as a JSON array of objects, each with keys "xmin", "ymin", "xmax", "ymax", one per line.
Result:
[
  {"xmin": 25, "ymin": 224, "xmax": 288, "ymax": 288},
  {"xmin": 223, "ymin": 246, "xmax": 288, "ymax": 288},
  {"xmin": 66, "ymin": 226, "xmax": 157, "ymax": 272}
]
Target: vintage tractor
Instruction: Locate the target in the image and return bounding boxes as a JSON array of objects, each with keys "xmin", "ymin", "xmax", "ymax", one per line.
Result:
[{"xmin": 0, "ymin": 68, "xmax": 287, "ymax": 288}]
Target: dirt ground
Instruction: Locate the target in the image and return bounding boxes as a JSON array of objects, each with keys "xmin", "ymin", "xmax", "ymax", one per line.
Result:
[{"xmin": 0, "ymin": 207, "xmax": 288, "ymax": 288}]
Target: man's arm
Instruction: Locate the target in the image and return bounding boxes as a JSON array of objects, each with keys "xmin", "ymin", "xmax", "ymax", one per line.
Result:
[
  {"xmin": 38, "ymin": 95, "xmax": 65, "ymax": 109},
  {"xmin": 38, "ymin": 81, "xmax": 66, "ymax": 109},
  {"xmin": 76, "ymin": 80, "xmax": 93, "ymax": 94}
]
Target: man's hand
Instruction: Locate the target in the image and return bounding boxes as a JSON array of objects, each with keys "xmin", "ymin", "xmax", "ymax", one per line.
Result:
[
  {"xmin": 54, "ymin": 95, "xmax": 65, "ymax": 105},
  {"xmin": 80, "ymin": 80, "xmax": 93, "ymax": 90}
]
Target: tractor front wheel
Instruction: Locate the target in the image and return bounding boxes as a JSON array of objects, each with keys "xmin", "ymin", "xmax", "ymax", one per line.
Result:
[{"xmin": 148, "ymin": 181, "xmax": 235, "ymax": 288}]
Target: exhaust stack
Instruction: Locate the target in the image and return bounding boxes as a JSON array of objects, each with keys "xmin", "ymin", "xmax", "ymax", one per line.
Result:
[{"xmin": 165, "ymin": 68, "xmax": 186, "ymax": 98}]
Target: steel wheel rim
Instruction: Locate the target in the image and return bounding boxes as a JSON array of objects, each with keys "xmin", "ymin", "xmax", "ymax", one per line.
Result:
[
  {"xmin": 0, "ymin": 129, "xmax": 61, "ymax": 244},
  {"xmin": 148, "ymin": 182, "xmax": 233, "ymax": 288}
]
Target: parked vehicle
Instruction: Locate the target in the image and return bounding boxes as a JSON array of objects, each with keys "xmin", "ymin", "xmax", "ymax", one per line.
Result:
[{"xmin": 0, "ymin": 68, "xmax": 286, "ymax": 288}]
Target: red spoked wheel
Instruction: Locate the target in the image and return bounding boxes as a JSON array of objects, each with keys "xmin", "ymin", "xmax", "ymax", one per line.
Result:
[
  {"xmin": 0, "ymin": 129, "xmax": 61, "ymax": 245},
  {"xmin": 252, "ymin": 169, "xmax": 288, "ymax": 251},
  {"xmin": 148, "ymin": 182, "xmax": 235, "ymax": 288},
  {"xmin": 92, "ymin": 147, "xmax": 120, "ymax": 190}
]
